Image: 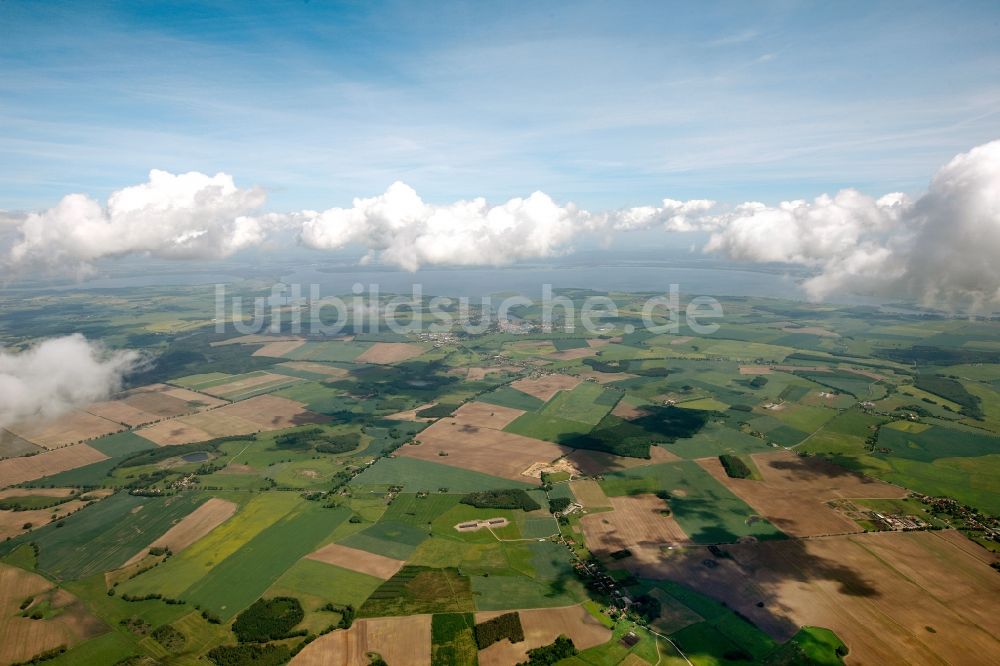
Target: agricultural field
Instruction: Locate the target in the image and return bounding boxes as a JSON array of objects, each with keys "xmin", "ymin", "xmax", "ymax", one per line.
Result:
[
  {"xmin": 580, "ymin": 494, "xmax": 691, "ymax": 567},
  {"xmin": 85, "ymin": 383, "xmax": 227, "ymax": 427},
  {"xmin": 291, "ymin": 615, "xmax": 432, "ymax": 665},
  {"xmin": 697, "ymin": 450, "xmax": 907, "ymax": 538},
  {"xmin": 0, "ymin": 563, "xmax": 107, "ymax": 665},
  {"xmin": 306, "ymin": 543, "xmax": 405, "ymax": 579},
  {"xmin": 476, "ymin": 605, "xmax": 612, "ymax": 666},
  {"xmin": 4, "ymin": 410, "xmax": 124, "ymax": 450},
  {"xmin": 122, "ymin": 497, "xmax": 238, "ymax": 566},
  {"xmin": 402, "ymin": 418, "xmax": 572, "ymax": 481},
  {"xmin": 654, "ymin": 531, "xmax": 1000, "ymax": 665},
  {"xmin": 135, "ymin": 394, "xmax": 330, "ymax": 445},
  {"xmin": 597, "ymin": 460, "xmax": 786, "ymax": 544},
  {"xmin": 172, "ymin": 370, "xmax": 304, "ymax": 401},
  {"xmin": 0, "ymin": 444, "xmax": 109, "ymax": 489},
  {"xmin": 0, "ymin": 492, "xmax": 210, "ymax": 581},
  {"xmin": 1, "ymin": 289, "xmax": 999, "ymax": 664}
]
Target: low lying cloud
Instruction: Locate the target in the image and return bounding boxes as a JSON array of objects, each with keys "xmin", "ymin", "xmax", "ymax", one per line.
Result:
[
  {"xmin": 0, "ymin": 335, "xmax": 144, "ymax": 429},
  {"xmin": 298, "ymin": 181, "xmax": 601, "ymax": 271},
  {"xmin": 4, "ymin": 140, "xmax": 999, "ymax": 307},
  {"xmin": 5, "ymin": 170, "xmax": 270, "ymax": 277},
  {"xmin": 704, "ymin": 140, "xmax": 1000, "ymax": 307},
  {"xmin": 604, "ymin": 198, "xmax": 718, "ymax": 232}
]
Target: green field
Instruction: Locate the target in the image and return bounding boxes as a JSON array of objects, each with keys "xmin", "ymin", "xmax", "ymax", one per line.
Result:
[
  {"xmin": 85, "ymin": 431, "xmax": 158, "ymax": 458},
  {"xmin": 478, "ymin": 385, "xmax": 546, "ymax": 411},
  {"xmin": 381, "ymin": 493, "xmax": 462, "ymax": 526},
  {"xmin": 542, "ymin": 382, "xmax": 619, "ymax": 425},
  {"xmin": 3, "ymin": 287, "xmax": 999, "ymax": 665},
  {"xmin": 268, "ymin": 558, "xmax": 383, "ymax": 608},
  {"xmin": 876, "ymin": 423, "xmax": 1000, "ymax": 462},
  {"xmin": 284, "ymin": 340, "xmax": 374, "ymax": 362},
  {"xmin": 119, "ymin": 492, "xmax": 301, "ymax": 599},
  {"xmin": 0, "ymin": 429, "xmax": 41, "ymax": 458},
  {"xmin": 599, "ymin": 461, "xmax": 785, "ymax": 543},
  {"xmin": 470, "ymin": 571, "xmax": 588, "ymax": 610},
  {"xmin": 272, "ymin": 380, "xmax": 352, "ymax": 414},
  {"xmin": 358, "ymin": 566, "xmax": 475, "ymax": 616},
  {"xmin": 431, "ymin": 613, "xmax": 479, "ymax": 666},
  {"xmin": 339, "ymin": 520, "xmax": 430, "ymax": 559},
  {"xmin": 352, "ymin": 456, "xmax": 534, "ymax": 492},
  {"xmin": 504, "ymin": 412, "xmax": 594, "ymax": 441},
  {"xmin": 184, "ymin": 503, "xmax": 351, "ymax": 620},
  {"xmin": 0, "ymin": 492, "xmax": 208, "ymax": 580},
  {"xmin": 265, "ymin": 558, "xmax": 384, "ymax": 631}
]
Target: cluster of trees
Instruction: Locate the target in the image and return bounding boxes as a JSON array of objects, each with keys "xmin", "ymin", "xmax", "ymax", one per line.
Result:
[
  {"xmin": 206, "ymin": 644, "xmax": 291, "ymax": 666},
  {"xmin": 118, "ymin": 616, "xmax": 151, "ymax": 636},
  {"xmin": 415, "ymin": 403, "xmax": 459, "ymax": 418},
  {"xmin": 474, "ymin": 612, "xmax": 525, "ymax": 648},
  {"xmin": 115, "ymin": 437, "xmax": 248, "ymax": 470},
  {"xmin": 0, "ymin": 495, "xmax": 75, "ymax": 512},
  {"xmin": 583, "ymin": 358, "xmax": 669, "ymax": 377},
  {"xmin": 232, "ymin": 597, "xmax": 305, "ymax": 643},
  {"xmin": 719, "ymin": 454, "xmax": 752, "ymax": 479},
  {"xmin": 914, "ymin": 374, "xmax": 983, "ymax": 418},
  {"xmin": 151, "ymin": 624, "xmax": 186, "ymax": 651},
  {"xmin": 548, "ymin": 497, "xmax": 571, "ymax": 514},
  {"xmin": 562, "ymin": 405, "xmax": 710, "ymax": 458},
  {"xmin": 274, "ymin": 427, "xmax": 359, "ymax": 454},
  {"xmin": 319, "ymin": 602, "xmax": 355, "ymax": 629},
  {"xmin": 460, "ymin": 489, "xmax": 541, "ymax": 511},
  {"xmin": 632, "ymin": 593, "xmax": 662, "ymax": 622},
  {"xmin": 10, "ymin": 645, "xmax": 67, "ymax": 666},
  {"xmin": 118, "ymin": 592, "xmax": 185, "ymax": 605},
  {"xmin": 878, "ymin": 345, "xmax": 1000, "ymax": 366},
  {"xmin": 123, "ymin": 470, "xmax": 172, "ymax": 490},
  {"xmin": 517, "ymin": 635, "xmax": 577, "ymax": 665}
]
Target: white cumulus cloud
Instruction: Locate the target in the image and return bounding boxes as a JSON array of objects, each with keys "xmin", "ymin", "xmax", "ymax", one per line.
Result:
[
  {"xmin": 702, "ymin": 139, "xmax": 1000, "ymax": 307},
  {"xmin": 0, "ymin": 335, "xmax": 145, "ymax": 429},
  {"xmin": 605, "ymin": 198, "xmax": 718, "ymax": 232},
  {"xmin": 4, "ymin": 140, "xmax": 1000, "ymax": 307},
  {"xmin": 5, "ymin": 170, "xmax": 271, "ymax": 276},
  {"xmin": 298, "ymin": 181, "xmax": 601, "ymax": 271}
]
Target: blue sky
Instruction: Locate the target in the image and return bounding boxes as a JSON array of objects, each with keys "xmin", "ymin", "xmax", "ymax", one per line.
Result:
[{"xmin": 2, "ymin": 0, "xmax": 999, "ymax": 213}]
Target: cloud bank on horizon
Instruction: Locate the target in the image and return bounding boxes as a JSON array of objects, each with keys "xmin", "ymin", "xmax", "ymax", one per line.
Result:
[
  {"xmin": 0, "ymin": 334, "xmax": 145, "ymax": 429},
  {"xmin": 3, "ymin": 140, "xmax": 999, "ymax": 307},
  {"xmin": 5, "ymin": 170, "xmax": 276, "ymax": 278}
]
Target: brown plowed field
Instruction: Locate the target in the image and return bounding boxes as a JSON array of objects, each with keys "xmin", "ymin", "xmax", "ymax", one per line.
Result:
[
  {"xmin": 7, "ymin": 411, "xmax": 122, "ymax": 449},
  {"xmin": 402, "ymin": 419, "xmax": 570, "ymax": 481},
  {"xmin": 290, "ymin": 615, "xmax": 431, "ymax": 666},
  {"xmin": 355, "ymin": 342, "xmax": 426, "ymax": 364},
  {"xmin": 252, "ymin": 339, "xmax": 307, "ymax": 357},
  {"xmin": 123, "ymin": 498, "xmax": 237, "ymax": 566},
  {"xmin": 0, "ymin": 563, "xmax": 106, "ymax": 664},
  {"xmin": 509, "ymin": 374, "xmax": 581, "ymax": 401},
  {"xmin": 137, "ymin": 395, "xmax": 328, "ymax": 446},
  {"xmin": 306, "ymin": 543, "xmax": 405, "ymax": 579},
  {"xmin": 698, "ymin": 450, "xmax": 905, "ymax": 537},
  {"xmin": 0, "ymin": 444, "xmax": 108, "ymax": 488},
  {"xmin": 650, "ymin": 531, "xmax": 1000, "ymax": 665},
  {"xmin": 580, "ymin": 495, "xmax": 690, "ymax": 569},
  {"xmin": 450, "ymin": 402, "xmax": 525, "ymax": 429},
  {"xmin": 476, "ymin": 605, "xmax": 611, "ymax": 666}
]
